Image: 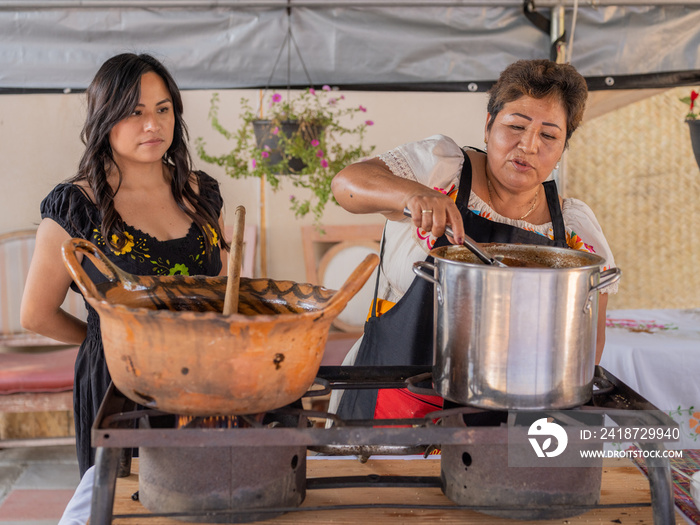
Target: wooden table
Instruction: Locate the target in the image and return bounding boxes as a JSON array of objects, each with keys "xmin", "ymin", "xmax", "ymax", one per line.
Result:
[{"xmin": 108, "ymin": 456, "xmax": 687, "ymax": 524}]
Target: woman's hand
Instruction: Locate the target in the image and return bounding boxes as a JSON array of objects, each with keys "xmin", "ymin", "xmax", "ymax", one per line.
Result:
[
  {"xmin": 404, "ymin": 194, "xmax": 465, "ymax": 245},
  {"xmin": 332, "ymin": 158, "xmax": 465, "ymax": 244},
  {"xmin": 20, "ymin": 219, "xmax": 88, "ymax": 345}
]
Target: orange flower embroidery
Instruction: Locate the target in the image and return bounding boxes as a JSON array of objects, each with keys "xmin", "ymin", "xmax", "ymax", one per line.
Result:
[
  {"xmin": 690, "ymin": 412, "xmax": 700, "ymax": 435},
  {"xmin": 566, "ymin": 230, "xmax": 595, "ymax": 252}
]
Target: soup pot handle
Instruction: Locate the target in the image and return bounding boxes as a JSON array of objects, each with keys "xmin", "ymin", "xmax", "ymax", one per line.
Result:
[
  {"xmin": 591, "ymin": 376, "xmax": 614, "ymax": 396},
  {"xmin": 584, "ymin": 267, "xmax": 622, "ymax": 312},
  {"xmin": 590, "ymin": 267, "xmax": 622, "ymax": 294},
  {"xmin": 412, "ymin": 261, "xmax": 443, "ymax": 304}
]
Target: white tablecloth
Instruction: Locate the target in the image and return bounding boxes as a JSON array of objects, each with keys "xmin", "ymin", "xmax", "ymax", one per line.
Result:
[{"xmin": 600, "ymin": 308, "xmax": 700, "ymax": 451}]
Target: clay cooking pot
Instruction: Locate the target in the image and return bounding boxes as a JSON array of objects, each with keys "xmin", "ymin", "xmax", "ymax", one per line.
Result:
[{"xmin": 62, "ymin": 239, "xmax": 378, "ymax": 416}]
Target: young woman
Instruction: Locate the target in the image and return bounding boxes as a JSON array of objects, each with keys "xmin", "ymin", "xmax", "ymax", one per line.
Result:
[{"xmin": 21, "ymin": 53, "xmax": 229, "ymax": 477}]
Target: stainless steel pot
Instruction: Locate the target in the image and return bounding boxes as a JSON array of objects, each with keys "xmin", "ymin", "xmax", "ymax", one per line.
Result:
[{"xmin": 412, "ymin": 243, "xmax": 621, "ymax": 410}]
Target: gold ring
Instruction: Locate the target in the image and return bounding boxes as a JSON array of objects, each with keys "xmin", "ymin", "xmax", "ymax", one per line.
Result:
[{"xmin": 422, "ymin": 209, "xmax": 433, "ymax": 214}]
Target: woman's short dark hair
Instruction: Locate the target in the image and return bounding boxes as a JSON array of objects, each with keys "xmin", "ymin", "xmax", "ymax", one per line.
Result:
[
  {"xmin": 486, "ymin": 59, "xmax": 588, "ymax": 145},
  {"xmin": 71, "ymin": 53, "xmax": 226, "ymax": 254}
]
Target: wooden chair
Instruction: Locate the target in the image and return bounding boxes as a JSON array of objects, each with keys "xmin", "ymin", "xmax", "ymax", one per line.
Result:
[
  {"xmin": 301, "ymin": 224, "xmax": 384, "ymax": 365},
  {"xmin": 301, "ymin": 224, "xmax": 384, "ymax": 286},
  {"xmin": 0, "ymin": 229, "xmax": 84, "ymax": 448},
  {"xmin": 0, "ymin": 229, "xmax": 87, "ymax": 346}
]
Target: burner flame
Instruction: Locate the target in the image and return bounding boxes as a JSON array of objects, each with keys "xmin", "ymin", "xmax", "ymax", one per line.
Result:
[{"xmin": 176, "ymin": 415, "xmax": 244, "ymax": 429}]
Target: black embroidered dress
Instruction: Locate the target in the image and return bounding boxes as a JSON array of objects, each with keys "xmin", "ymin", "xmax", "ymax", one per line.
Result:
[{"xmin": 40, "ymin": 171, "xmax": 224, "ymax": 477}]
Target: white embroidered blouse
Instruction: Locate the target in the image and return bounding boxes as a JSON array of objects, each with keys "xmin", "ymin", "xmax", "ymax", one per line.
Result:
[{"xmin": 375, "ymin": 134, "xmax": 618, "ymax": 302}]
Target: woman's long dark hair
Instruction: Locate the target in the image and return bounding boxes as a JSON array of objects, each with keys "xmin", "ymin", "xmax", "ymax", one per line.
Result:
[{"xmin": 69, "ymin": 53, "xmax": 228, "ymax": 255}]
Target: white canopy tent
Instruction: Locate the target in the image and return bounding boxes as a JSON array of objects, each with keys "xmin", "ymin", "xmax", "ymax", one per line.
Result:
[
  {"xmin": 1, "ymin": 0, "xmax": 700, "ymax": 93},
  {"xmin": 0, "ymin": 0, "xmax": 697, "ymax": 309}
]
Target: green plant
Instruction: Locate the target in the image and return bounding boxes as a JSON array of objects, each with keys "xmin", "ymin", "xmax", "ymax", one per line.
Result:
[
  {"xmin": 679, "ymin": 89, "xmax": 699, "ymax": 120},
  {"xmin": 196, "ymin": 86, "xmax": 375, "ymax": 224}
]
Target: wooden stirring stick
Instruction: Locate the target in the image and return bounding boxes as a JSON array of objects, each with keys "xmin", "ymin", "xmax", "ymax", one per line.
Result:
[{"xmin": 223, "ymin": 206, "xmax": 246, "ymax": 315}]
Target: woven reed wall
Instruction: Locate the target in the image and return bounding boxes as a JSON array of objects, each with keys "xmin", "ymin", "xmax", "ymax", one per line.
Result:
[{"xmin": 566, "ymin": 87, "xmax": 700, "ymax": 310}]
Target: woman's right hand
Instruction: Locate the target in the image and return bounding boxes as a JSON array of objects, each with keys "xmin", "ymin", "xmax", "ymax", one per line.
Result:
[
  {"xmin": 20, "ymin": 219, "xmax": 88, "ymax": 345},
  {"xmin": 403, "ymin": 193, "xmax": 465, "ymax": 245},
  {"xmin": 332, "ymin": 158, "xmax": 465, "ymax": 244}
]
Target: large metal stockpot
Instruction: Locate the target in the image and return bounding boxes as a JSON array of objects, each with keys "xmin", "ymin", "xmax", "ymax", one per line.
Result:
[{"xmin": 413, "ymin": 244, "xmax": 621, "ymax": 410}]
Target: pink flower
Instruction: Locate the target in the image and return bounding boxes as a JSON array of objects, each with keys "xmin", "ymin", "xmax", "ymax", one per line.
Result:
[
  {"xmin": 311, "ymin": 139, "xmax": 320, "ymax": 147},
  {"xmin": 251, "ymin": 159, "xmax": 257, "ymax": 169},
  {"xmin": 328, "ymin": 98, "xmax": 337, "ymax": 106},
  {"xmin": 309, "ymin": 88, "xmax": 316, "ymax": 95},
  {"xmin": 321, "ymin": 159, "xmax": 329, "ymax": 168},
  {"xmin": 433, "ymin": 183, "xmax": 455, "ymax": 196},
  {"xmin": 289, "ymin": 195, "xmax": 295, "ymax": 201},
  {"xmin": 272, "ymin": 126, "xmax": 279, "ymax": 135},
  {"xmin": 271, "ymin": 93, "xmax": 282, "ymax": 103},
  {"xmin": 261, "ymin": 151, "xmax": 269, "ymax": 158},
  {"xmin": 365, "ymin": 120, "xmax": 374, "ymax": 126},
  {"xmin": 316, "ymin": 150, "xmax": 324, "ymax": 158},
  {"xmin": 691, "ymin": 90, "xmax": 699, "ymax": 112},
  {"xmin": 322, "ymin": 85, "xmax": 331, "ymax": 91},
  {"xmin": 359, "ymin": 105, "xmax": 367, "ymax": 112}
]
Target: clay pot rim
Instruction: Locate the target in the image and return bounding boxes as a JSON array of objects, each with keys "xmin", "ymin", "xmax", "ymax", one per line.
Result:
[{"xmin": 84, "ymin": 295, "xmax": 333, "ymax": 324}]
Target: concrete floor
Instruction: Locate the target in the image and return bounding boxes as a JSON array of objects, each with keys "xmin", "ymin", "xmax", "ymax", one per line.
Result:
[{"xmin": 0, "ymin": 445, "xmax": 80, "ymax": 525}]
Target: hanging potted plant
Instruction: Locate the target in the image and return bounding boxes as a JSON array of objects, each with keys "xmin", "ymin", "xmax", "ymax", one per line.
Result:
[
  {"xmin": 680, "ymin": 89, "xmax": 700, "ymax": 170},
  {"xmin": 196, "ymin": 86, "xmax": 375, "ymax": 224}
]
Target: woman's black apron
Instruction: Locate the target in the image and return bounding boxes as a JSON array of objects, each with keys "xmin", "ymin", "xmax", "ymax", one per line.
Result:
[{"xmin": 336, "ymin": 149, "xmax": 568, "ymax": 420}]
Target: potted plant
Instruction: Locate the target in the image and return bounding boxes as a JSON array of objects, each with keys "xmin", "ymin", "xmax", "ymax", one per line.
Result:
[
  {"xmin": 680, "ymin": 89, "xmax": 700, "ymax": 169},
  {"xmin": 196, "ymin": 86, "xmax": 375, "ymax": 224}
]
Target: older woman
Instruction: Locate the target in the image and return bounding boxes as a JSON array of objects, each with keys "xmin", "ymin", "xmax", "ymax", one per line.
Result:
[{"xmin": 331, "ymin": 59, "xmax": 617, "ymax": 421}]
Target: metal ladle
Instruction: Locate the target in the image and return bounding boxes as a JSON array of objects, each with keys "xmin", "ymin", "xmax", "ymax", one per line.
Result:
[{"xmin": 403, "ymin": 207, "xmax": 507, "ymax": 267}]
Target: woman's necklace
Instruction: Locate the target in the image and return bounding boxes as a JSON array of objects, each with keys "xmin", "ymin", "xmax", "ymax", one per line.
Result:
[{"xmin": 486, "ymin": 176, "xmax": 540, "ymax": 221}]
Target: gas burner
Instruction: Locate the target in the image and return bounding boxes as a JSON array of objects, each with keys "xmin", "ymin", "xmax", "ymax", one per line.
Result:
[{"xmin": 88, "ymin": 366, "xmax": 677, "ymax": 524}]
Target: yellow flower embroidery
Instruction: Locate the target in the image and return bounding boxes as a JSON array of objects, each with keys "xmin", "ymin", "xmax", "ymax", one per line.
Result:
[
  {"xmin": 207, "ymin": 224, "xmax": 218, "ymax": 246},
  {"xmin": 111, "ymin": 231, "xmax": 135, "ymax": 255}
]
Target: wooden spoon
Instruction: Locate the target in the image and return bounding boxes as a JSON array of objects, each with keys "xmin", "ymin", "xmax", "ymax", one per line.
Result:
[{"xmin": 223, "ymin": 206, "xmax": 246, "ymax": 315}]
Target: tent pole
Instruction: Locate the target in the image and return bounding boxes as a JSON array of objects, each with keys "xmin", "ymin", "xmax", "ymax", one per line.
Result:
[
  {"xmin": 550, "ymin": 5, "xmax": 566, "ymax": 64},
  {"xmin": 259, "ymin": 89, "xmax": 268, "ymax": 278},
  {"xmin": 551, "ymin": 5, "xmax": 568, "ymax": 195}
]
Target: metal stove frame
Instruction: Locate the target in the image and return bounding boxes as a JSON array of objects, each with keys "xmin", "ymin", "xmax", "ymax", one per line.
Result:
[{"xmin": 88, "ymin": 365, "xmax": 677, "ymax": 524}]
